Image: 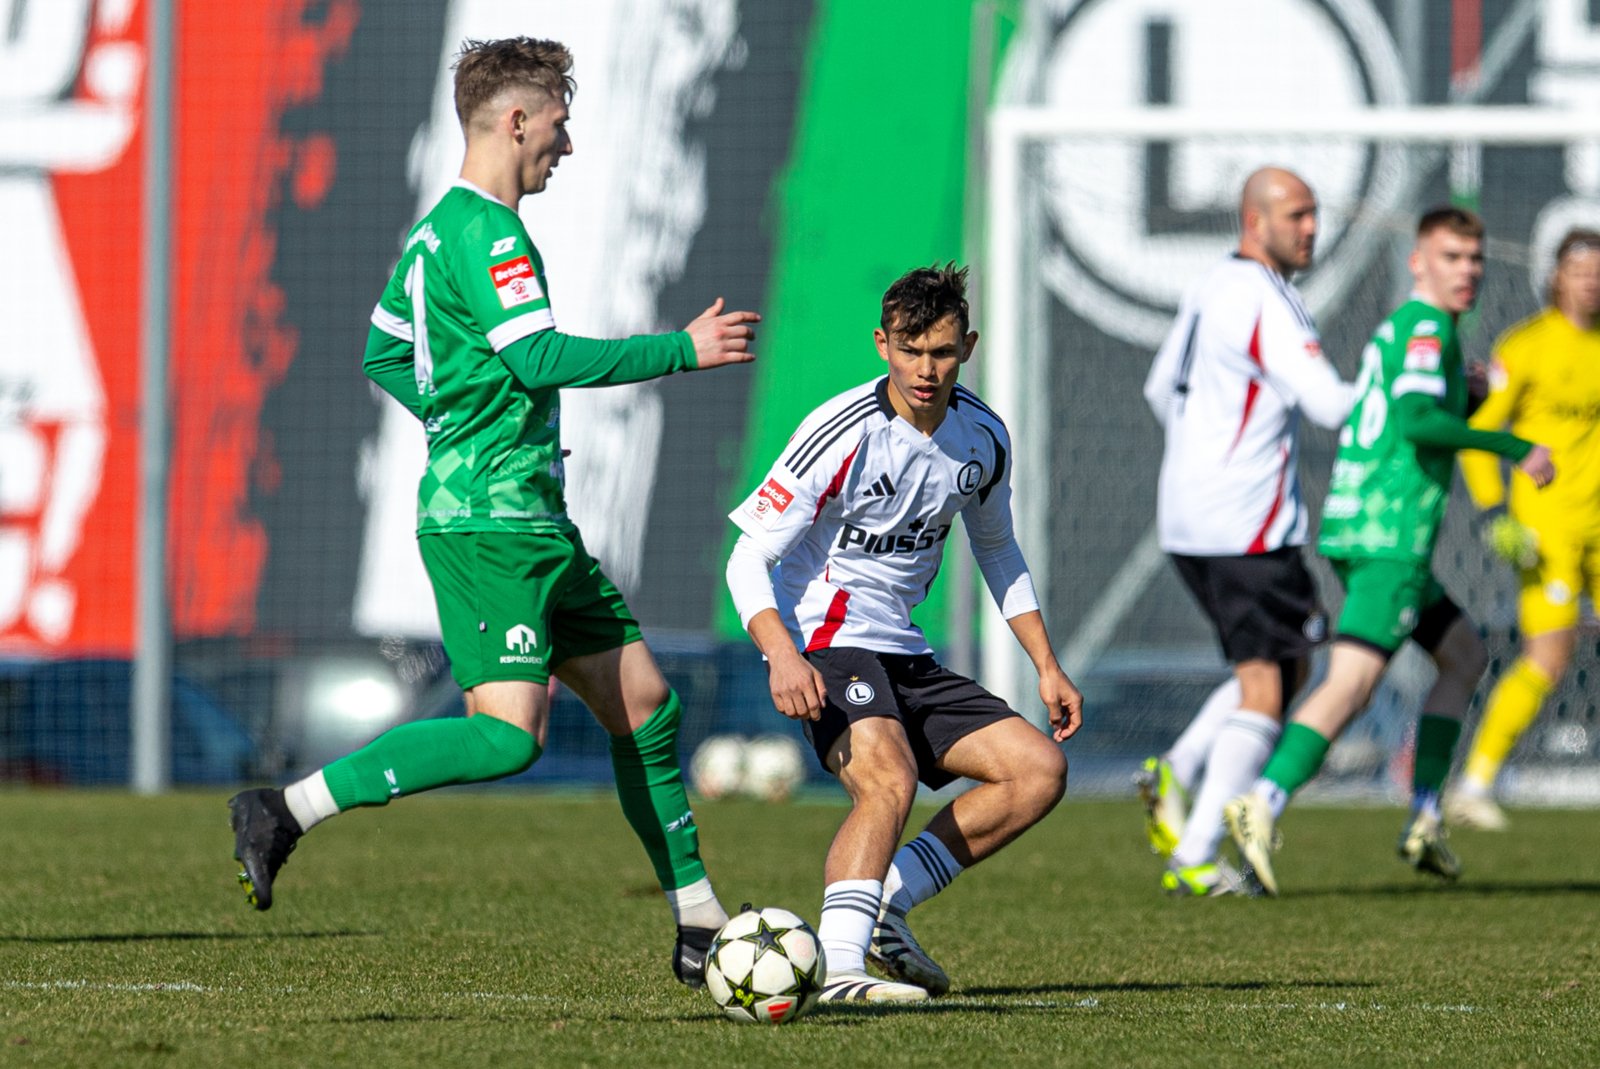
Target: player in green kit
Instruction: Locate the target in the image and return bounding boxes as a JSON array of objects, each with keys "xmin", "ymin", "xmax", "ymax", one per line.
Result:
[
  {"xmin": 228, "ymin": 38, "xmax": 758, "ymax": 986},
  {"xmin": 1225, "ymin": 208, "xmax": 1555, "ymax": 895}
]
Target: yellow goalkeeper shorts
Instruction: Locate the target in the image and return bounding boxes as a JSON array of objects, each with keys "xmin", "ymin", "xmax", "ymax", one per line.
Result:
[{"xmin": 1518, "ymin": 527, "xmax": 1600, "ymax": 635}]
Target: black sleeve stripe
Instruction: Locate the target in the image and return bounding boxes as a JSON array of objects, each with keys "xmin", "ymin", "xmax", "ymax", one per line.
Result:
[
  {"xmin": 789, "ymin": 409, "xmax": 877, "ymax": 477},
  {"xmin": 952, "ymin": 384, "xmax": 1004, "ymax": 425},
  {"xmin": 1260, "ymin": 265, "xmax": 1317, "ymax": 333},
  {"xmin": 783, "ymin": 394, "xmax": 877, "ymax": 471},
  {"xmin": 785, "ymin": 396, "xmax": 878, "ymax": 473},
  {"xmin": 976, "ymin": 422, "xmax": 1007, "ymax": 506}
]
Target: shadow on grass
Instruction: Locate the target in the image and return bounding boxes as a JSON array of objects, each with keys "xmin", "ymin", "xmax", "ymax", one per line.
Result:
[
  {"xmin": 1287, "ymin": 879, "xmax": 1600, "ymax": 899},
  {"xmin": 619, "ymin": 1003, "xmax": 1070, "ymax": 1025},
  {"xmin": 0, "ymin": 930, "xmax": 381, "ymax": 944},
  {"xmin": 962, "ymin": 979, "xmax": 1377, "ymax": 997}
]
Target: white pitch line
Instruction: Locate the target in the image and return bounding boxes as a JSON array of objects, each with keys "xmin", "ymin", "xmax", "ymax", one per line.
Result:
[{"xmin": 4, "ymin": 979, "xmax": 566, "ymax": 1005}]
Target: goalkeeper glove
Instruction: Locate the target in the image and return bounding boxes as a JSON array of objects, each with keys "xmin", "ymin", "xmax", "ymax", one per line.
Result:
[{"xmin": 1477, "ymin": 505, "xmax": 1539, "ymax": 569}]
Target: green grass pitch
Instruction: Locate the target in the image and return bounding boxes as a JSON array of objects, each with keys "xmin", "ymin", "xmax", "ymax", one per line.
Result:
[{"xmin": 1, "ymin": 788, "xmax": 1596, "ymax": 1067}]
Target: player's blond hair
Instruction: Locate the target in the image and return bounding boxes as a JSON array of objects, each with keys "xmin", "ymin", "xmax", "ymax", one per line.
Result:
[{"xmin": 453, "ymin": 37, "xmax": 575, "ymax": 131}]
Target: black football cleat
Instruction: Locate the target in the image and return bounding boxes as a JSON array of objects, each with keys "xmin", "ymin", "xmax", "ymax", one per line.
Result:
[
  {"xmin": 672, "ymin": 924, "xmax": 718, "ymax": 988},
  {"xmin": 229, "ymin": 788, "xmax": 303, "ymax": 911}
]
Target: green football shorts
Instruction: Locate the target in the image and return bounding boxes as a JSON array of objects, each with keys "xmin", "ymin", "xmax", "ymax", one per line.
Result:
[
  {"xmin": 1328, "ymin": 556, "xmax": 1448, "ymax": 655},
  {"xmin": 418, "ymin": 529, "xmax": 642, "ymax": 689}
]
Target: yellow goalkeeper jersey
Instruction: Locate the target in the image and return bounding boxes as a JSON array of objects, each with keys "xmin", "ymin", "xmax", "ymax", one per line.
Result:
[{"xmin": 1461, "ymin": 307, "xmax": 1600, "ymax": 535}]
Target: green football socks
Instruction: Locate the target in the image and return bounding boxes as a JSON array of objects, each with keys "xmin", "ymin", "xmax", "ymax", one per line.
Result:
[
  {"xmin": 1259, "ymin": 722, "xmax": 1332, "ymax": 797},
  {"xmin": 321, "ymin": 712, "xmax": 540, "ymax": 811},
  {"xmin": 1413, "ymin": 714, "xmax": 1463, "ymax": 796},
  {"xmin": 609, "ymin": 691, "xmax": 707, "ymax": 891}
]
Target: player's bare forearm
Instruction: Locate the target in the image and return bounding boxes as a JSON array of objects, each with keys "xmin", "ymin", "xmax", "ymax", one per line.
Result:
[
  {"xmin": 1006, "ymin": 610, "xmax": 1083, "ymax": 741},
  {"xmin": 747, "ymin": 608, "xmax": 825, "ymax": 721}
]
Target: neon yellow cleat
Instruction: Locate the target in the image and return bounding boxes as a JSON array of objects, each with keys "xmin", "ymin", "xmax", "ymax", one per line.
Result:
[{"xmin": 1134, "ymin": 756, "xmax": 1188, "ymax": 859}]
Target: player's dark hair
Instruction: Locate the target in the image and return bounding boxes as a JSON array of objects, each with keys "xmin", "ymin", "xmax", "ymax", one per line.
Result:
[
  {"xmin": 881, "ymin": 262, "xmax": 971, "ymax": 339},
  {"xmin": 1549, "ymin": 226, "xmax": 1600, "ymax": 306},
  {"xmin": 453, "ymin": 37, "xmax": 575, "ymax": 130},
  {"xmin": 1416, "ymin": 206, "xmax": 1484, "ymax": 242}
]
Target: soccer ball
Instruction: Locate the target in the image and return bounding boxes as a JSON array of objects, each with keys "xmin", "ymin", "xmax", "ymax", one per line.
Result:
[
  {"xmin": 690, "ymin": 735, "xmax": 746, "ymax": 800},
  {"xmin": 741, "ymin": 734, "xmax": 807, "ymax": 802},
  {"xmin": 704, "ymin": 906, "xmax": 825, "ymax": 1024}
]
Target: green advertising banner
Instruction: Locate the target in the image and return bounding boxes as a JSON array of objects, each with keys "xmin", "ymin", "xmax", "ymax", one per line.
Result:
[{"xmin": 718, "ymin": 0, "xmax": 1021, "ymax": 646}]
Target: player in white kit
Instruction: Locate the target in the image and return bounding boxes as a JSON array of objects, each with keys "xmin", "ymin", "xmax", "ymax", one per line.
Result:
[
  {"xmin": 726, "ymin": 264, "xmax": 1082, "ymax": 1002},
  {"xmin": 1138, "ymin": 168, "xmax": 1355, "ymax": 895}
]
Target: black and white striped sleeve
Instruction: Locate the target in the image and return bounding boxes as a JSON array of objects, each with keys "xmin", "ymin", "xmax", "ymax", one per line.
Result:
[{"xmin": 727, "ymin": 388, "xmax": 874, "ymax": 557}]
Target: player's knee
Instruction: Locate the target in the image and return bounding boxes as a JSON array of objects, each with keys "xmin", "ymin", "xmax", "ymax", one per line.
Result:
[
  {"xmin": 473, "ymin": 715, "xmax": 541, "ymax": 776},
  {"xmin": 842, "ymin": 759, "xmax": 918, "ymax": 817},
  {"xmin": 1022, "ymin": 742, "xmax": 1068, "ymax": 812}
]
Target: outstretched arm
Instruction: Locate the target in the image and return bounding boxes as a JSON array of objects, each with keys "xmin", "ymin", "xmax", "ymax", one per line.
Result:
[
  {"xmin": 1394, "ymin": 393, "xmax": 1553, "ymax": 486},
  {"xmin": 495, "ymin": 298, "xmax": 759, "ymax": 391}
]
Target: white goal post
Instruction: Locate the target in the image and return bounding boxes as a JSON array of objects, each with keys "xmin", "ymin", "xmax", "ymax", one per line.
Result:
[{"xmin": 981, "ymin": 105, "xmax": 1600, "ymax": 733}]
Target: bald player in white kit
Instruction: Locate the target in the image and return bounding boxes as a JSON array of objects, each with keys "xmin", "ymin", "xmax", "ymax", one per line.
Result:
[{"xmin": 1138, "ymin": 168, "xmax": 1355, "ymax": 895}]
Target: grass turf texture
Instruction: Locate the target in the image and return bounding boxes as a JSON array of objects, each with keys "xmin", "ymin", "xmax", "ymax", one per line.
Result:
[{"xmin": 1, "ymin": 790, "xmax": 1595, "ymax": 1068}]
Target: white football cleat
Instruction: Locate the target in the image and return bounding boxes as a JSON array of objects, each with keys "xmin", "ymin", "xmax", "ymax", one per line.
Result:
[
  {"xmin": 818, "ymin": 969, "xmax": 928, "ymax": 1004},
  {"xmin": 869, "ymin": 907, "xmax": 950, "ymax": 996},
  {"xmin": 1443, "ymin": 790, "xmax": 1509, "ymax": 832},
  {"xmin": 1224, "ymin": 793, "xmax": 1281, "ymax": 897}
]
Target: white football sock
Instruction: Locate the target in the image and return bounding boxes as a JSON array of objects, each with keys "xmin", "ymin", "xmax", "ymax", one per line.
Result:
[
  {"xmin": 883, "ymin": 832, "xmax": 964, "ymax": 914},
  {"xmin": 818, "ymin": 879, "xmax": 882, "ymax": 975},
  {"xmin": 1165, "ymin": 677, "xmax": 1243, "ymax": 791},
  {"xmin": 1172, "ymin": 709, "xmax": 1281, "ymax": 868},
  {"xmin": 1252, "ymin": 778, "xmax": 1291, "ymax": 820},
  {"xmin": 282, "ymin": 770, "xmax": 338, "ymax": 832},
  {"xmin": 666, "ymin": 877, "xmax": 729, "ymax": 929}
]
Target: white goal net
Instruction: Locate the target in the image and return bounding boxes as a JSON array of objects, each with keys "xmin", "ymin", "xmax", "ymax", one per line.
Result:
[{"xmin": 982, "ymin": 106, "xmax": 1600, "ymax": 801}]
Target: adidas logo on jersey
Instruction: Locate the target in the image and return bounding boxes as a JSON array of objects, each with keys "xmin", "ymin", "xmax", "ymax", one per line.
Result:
[{"xmin": 863, "ymin": 473, "xmax": 897, "ymax": 498}]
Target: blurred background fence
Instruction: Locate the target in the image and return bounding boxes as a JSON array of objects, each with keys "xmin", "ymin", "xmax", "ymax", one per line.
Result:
[{"xmin": 4, "ymin": 0, "xmax": 1599, "ymax": 804}]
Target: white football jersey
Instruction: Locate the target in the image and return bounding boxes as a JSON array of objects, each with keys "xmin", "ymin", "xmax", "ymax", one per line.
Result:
[
  {"xmin": 730, "ymin": 378, "xmax": 1034, "ymax": 655},
  {"xmin": 1144, "ymin": 255, "xmax": 1354, "ymax": 556}
]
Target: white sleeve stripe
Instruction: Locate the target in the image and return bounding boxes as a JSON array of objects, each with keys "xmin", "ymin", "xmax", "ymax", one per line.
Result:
[
  {"xmin": 371, "ymin": 306, "xmax": 412, "ymax": 341},
  {"xmin": 1393, "ymin": 372, "xmax": 1447, "ymax": 398},
  {"xmin": 487, "ymin": 311, "xmax": 556, "ymax": 352}
]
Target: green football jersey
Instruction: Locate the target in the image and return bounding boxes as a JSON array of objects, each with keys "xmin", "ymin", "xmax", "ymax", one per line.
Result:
[
  {"xmin": 1319, "ymin": 299, "xmax": 1467, "ymax": 564},
  {"xmin": 371, "ymin": 181, "xmax": 570, "ymax": 534}
]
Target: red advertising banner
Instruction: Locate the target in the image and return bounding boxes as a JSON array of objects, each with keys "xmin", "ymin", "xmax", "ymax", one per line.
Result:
[{"xmin": 3, "ymin": 0, "xmax": 356, "ymax": 656}]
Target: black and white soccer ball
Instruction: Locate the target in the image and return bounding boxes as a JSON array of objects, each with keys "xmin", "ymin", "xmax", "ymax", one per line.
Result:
[{"xmin": 704, "ymin": 906, "xmax": 825, "ymax": 1024}]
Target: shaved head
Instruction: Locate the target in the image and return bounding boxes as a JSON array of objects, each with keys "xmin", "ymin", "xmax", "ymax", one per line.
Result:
[
  {"xmin": 1240, "ymin": 167, "xmax": 1312, "ymax": 223},
  {"xmin": 1238, "ymin": 167, "xmax": 1318, "ymax": 276}
]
